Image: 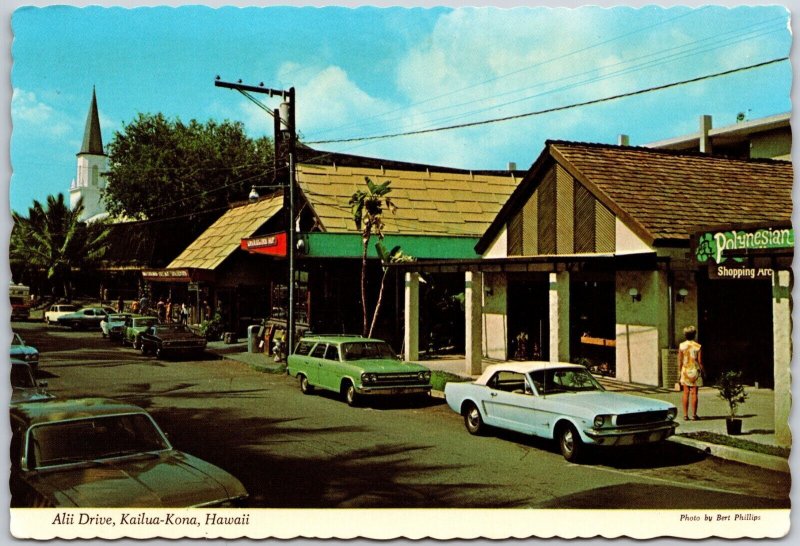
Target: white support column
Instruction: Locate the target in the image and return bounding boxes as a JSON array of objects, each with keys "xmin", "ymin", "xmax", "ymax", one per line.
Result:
[
  {"xmin": 465, "ymin": 270, "xmax": 483, "ymax": 375},
  {"xmin": 404, "ymin": 272, "xmax": 419, "ymax": 361},
  {"xmin": 773, "ymin": 270, "xmax": 791, "ymax": 447},
  {"xmin": 549, "ymin": 271, "xmax": 570, "ymax": 362}
]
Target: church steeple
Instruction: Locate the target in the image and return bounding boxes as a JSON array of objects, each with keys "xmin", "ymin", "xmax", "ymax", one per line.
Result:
[{"xmin": 78, "ymin": 86, "xmax": 104, "ymax": 156}]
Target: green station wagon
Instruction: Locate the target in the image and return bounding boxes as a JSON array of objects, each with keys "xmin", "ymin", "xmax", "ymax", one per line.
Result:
[{"xmin": 287, "ymin": 335, "xmax": 432, "ymax": 406}]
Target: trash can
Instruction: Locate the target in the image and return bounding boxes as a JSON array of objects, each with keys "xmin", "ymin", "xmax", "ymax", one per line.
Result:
[{"xmin": 247, "ymin": 325, "xmax": 260, "ymax": 353}]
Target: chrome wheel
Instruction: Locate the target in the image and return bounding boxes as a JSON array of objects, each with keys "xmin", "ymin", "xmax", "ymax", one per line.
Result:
[
  {"xmin": 558, "ymin": 424, "xmax": 584, "ymax": 463},
  {"xmin": 299, "ymin": 375, "xmax": 314, "ymax": 394},
  {"xmin": 344, "ymin": 383, "xmax": 358, "ymax": 406},
  {"xmin": 464, "ymin": 402, "xmax": 485, "ymax": 435}
]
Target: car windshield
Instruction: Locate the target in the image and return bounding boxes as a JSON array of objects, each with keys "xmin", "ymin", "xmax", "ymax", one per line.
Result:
[
  {"xmin": 28, "ymin": 414, "xmax": 169, "ymax": 469},
  {"xmin": 11, "ymin": 365, "xmax": 36, "ymax": 388},
  {"xmin": 529, "ymin": 368, "xmax": 603, "ymax": 395},
  {"xmin": 341, "ymin": 341, "xmax": 398, "ymax": 361}
]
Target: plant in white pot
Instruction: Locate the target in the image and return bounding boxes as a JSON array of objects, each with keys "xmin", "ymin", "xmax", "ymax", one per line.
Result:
[{"xmin": 715, "ymin": 370, "xmax": 748, "ymax": 435}]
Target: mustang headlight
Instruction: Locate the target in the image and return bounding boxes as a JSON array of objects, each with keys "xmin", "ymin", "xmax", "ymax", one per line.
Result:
[
  {"xmin": 667, "ymin": 408, "xmax": 678, "ymax": 421},
  {"xmin": 593, "ymin": 415, "xmax": 610, "ymax": 428}
]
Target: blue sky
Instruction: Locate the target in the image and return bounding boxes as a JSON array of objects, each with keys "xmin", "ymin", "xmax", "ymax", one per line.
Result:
[{"xmin": 8, "ymin": 2, "xmax": 792, "ymax": 214}]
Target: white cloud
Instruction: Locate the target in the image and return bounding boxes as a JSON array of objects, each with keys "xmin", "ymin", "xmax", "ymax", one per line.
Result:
[{"xmin": 11, "ymin": 88, "xmax": 72, "ymax": 137}]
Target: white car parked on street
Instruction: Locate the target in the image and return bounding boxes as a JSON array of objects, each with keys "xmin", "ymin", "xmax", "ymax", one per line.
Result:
[
  {"xmin": 445, "ymin": 362, "xmax": 679, "ymax": 462},
  {"xmin": 43, "ymin": 304, "xmax": 78, "ymax": 325}
]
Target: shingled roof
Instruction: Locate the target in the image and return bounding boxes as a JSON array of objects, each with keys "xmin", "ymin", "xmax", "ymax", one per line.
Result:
[
  {"xmin": 296, "ymin": 163, "xmax": 519, "ymax": 237},
  {"xmin": 552, "ymin": 141, "xmax": 792, "ymax": 241},
  {"xmin": 167, "ymin": 194, "xmax": 283, "ymax": 270},
  {"xmin": 479, "ymin": 141, "xmax": 793, "ymax": 252}
]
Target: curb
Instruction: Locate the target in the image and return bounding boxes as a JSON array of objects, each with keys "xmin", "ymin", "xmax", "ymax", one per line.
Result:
[{"xmin": 669, "ymin": 436, "xmax": 790, "ymax": 474}]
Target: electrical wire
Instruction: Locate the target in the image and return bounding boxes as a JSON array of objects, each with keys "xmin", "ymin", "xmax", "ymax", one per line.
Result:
[{"xmin": 305, "ymin": 56, "xmax": 788, "ymax": 145}]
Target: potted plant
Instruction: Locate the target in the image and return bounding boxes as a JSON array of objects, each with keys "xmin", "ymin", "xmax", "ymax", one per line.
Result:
[{"xmin": 715, "ymin": 370, "xmax": 748, "ymax": 435}]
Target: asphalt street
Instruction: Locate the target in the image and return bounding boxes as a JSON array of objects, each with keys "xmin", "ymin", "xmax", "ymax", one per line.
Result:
[{"xmin": 13, "ymin": 321, "xmax": 791, "ymax": 509}]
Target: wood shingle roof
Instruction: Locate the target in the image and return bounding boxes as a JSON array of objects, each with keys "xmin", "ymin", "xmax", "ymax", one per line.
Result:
[
  {"xmin": 167, "ymin": 194, "xmax": 283, "ymax": 270},
  {"xmin": 297, "ymin": 163, "xmax": 518, "ymax": 237},
  {"xmin": 550, "ymin": 141, "xmax": 793, "ymax": 242}
]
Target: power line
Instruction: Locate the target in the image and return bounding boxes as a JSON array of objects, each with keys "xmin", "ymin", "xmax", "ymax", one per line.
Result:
[{"xmin": 306, "ymin": 57, "xmax": 788, "ymax": 145}]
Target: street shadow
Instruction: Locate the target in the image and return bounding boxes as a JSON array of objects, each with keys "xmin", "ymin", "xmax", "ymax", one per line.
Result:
[
  {"xmin": 142, "ymin": 405, "xmax": 532, "ymax": 508},
  {"xmin": 537, "ymin": 482, "xmax": 790, "ymax": 509},
  {"xmin": 483, "ymin": 428, "xmax": 707, "ymax": 469},
  {"xmin": 300, "ymin": 389, "xmax": 445, "ymax": 411}
]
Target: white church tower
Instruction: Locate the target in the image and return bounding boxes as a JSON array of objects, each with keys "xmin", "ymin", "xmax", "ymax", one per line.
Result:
[{"xmin": 70, "ymin": 87, "xmax": 108, "ymax": 222}]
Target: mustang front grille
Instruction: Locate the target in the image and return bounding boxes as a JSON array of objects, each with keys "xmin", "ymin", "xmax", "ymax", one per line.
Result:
[{"xmin": 616, "ymin": 410, "xmax": 669, "ymax": 426}]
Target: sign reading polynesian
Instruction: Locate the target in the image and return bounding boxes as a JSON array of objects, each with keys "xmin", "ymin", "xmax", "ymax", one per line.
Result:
[
  {"xmin": 694, "ymin": 225, "xmax": 793, "ymax": 280},
  {"xmin": 241, "ymin": 232, "xmax": 287, "ymax": 257}
]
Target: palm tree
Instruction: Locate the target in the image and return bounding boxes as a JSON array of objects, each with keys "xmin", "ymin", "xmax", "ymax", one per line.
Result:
[
  {"xmin": 368, "ymin": 242, "xmax": 414, "ymax": 338},
  {"xmin": 11, "ymin": 194, "xmax": 110, "ymax": 299},
  {"xmin": 349, "ymin": 177, "xmax": 397, "ymax": 337}
]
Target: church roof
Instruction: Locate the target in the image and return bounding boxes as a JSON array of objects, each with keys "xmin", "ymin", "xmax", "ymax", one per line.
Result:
[{"xmin": 79, "ymin": 88, "xmax": 105, "ymax": 156}]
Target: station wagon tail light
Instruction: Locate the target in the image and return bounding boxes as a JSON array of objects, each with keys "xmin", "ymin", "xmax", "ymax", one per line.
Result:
[{"xmin": 667, "ymin": 408, "xmax": 678, "ymax": 421}]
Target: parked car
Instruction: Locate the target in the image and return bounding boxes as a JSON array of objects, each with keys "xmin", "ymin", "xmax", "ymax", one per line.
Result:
[
  {"xmin": 10, "ymin": 397, "xmax": 248, "ymax": 507},
  {"xmin": 11, "ymin": 360, "xmax": 54, "ymax": 404},
  {"xmin": 43, "ymin": 304, "xmax": 78, "ymax": 325},
  {"xmin": 55, "ymin": 306, "xmax": 114, "ymax": 330},
  {"xmin": 10, "ymin": 333, "xmax": 39, "ymax": 369},
  {"xmin": 139, "ymin": 323, "xmax": 207, "ymax": 359},
  {"xmin": 445, "ymin": 362, "xmax": 679, "ymax": 462},
  {"xmin": 100, "ymin": 313, "xmax": 132, "ymax": 340},
  {"xmin": 287, "ymin": 335, "xmax": 432, "ymax": 406},
  {"xmin": 122, "ymin": 316, "xmax": 159, "ymax": 349}
]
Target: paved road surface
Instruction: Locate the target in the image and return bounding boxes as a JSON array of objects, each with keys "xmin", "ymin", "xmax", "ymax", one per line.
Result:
[{"xmin": 13, "ymin": 321, "xmax": 791, "ymax": 509}]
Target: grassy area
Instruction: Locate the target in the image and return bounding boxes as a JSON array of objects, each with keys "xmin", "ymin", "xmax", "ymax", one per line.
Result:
[
  {"xmin": 679, "ymin": 431, "xmax": 791, "ymax": 458},
  {"xmin": 430, "ymin": 370, "xmax": 472, "ymax": 392}
]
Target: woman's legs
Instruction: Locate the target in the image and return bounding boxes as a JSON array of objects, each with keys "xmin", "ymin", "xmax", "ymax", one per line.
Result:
[
  {"xmin": 690, "ymin": 386, "xmax": 699, "ymax": 419},
  {"xmin": 682, "ymin": 384, "xmax": 690, "ymax": 419}
]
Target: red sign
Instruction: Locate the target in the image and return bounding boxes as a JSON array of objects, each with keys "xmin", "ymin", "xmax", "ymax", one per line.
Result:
[{"xmin": 241, "ymin": 232, "xmax": 287, "ymax": 257}]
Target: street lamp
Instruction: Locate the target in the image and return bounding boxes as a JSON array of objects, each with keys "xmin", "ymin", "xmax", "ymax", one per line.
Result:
[{"xmin": 215, "ymin": 78, "xmax": 298, "ymax": 357}]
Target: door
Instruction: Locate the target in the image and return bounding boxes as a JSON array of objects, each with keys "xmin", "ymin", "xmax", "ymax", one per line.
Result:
[
  {"xmin": 507, "ymin": 280, "xmax": 549, "ymax": 360},
  {"xmin": 699, "ymin": 275, "xmax": 773, "ymax": 387},
  {"xmin": 482, "ymin": 371, "xmax": 537, "ymax": 433}
]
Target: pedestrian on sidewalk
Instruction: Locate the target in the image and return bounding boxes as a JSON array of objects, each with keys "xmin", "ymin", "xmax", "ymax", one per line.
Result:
[{"xmin": 679, "ymin": 325, "xmax": 704, "ymax": 421}]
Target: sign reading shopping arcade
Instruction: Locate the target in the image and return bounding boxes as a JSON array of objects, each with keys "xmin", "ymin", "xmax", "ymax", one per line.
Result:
[{"xmin": 693, "ymin": 225, "xmax": 793, "ymax": 280}]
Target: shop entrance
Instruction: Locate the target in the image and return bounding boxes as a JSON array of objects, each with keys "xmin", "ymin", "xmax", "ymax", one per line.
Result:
[
  {"xmin": 570, "ymin": 279, "xmax": 616, "ymax": 375},
  {"xmin": 507, "ymin": 280, "xmax": 549, "ymax": 361},
  {"xmin": 698, "ymin": 276, "xmax": 773, "ymax": 388}
]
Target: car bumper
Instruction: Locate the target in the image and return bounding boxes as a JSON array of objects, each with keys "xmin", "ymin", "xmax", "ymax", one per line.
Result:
[
  {"xmin": 584, "ymin": 422, "xmax": 678, "ymax": 446},
  {"xmin": 356, "ymin": 385, "xmax": 432, "ymax": 396}
]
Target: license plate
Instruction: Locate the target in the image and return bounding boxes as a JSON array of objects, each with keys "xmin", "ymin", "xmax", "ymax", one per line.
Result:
[{"xmin": 633, "ymin": 432, "xmax": 651, "ymax": 444}]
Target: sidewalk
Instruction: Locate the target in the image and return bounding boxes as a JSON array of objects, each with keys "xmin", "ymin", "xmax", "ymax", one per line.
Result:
[{"xmin": 208, "ymin": 346, "xmax": 789, "ymax": 473}]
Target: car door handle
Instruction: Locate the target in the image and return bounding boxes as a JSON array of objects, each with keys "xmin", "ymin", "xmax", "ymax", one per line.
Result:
[{"xmin": 490, "ymin": 392, "xmax": 498, "ymax": 397}]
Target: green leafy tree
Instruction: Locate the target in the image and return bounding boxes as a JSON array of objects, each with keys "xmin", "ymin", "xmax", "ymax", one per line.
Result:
[
  {"xmin": 349, "ymin": 177, "xmax": 397, "ymax": 337},
  {"xmin": 103, "ymin": 113, "xmax": 274, "ymax": 232},
  {"xmin": 10, "ymin": 194, "xmax": 110, "ymax": 299}
]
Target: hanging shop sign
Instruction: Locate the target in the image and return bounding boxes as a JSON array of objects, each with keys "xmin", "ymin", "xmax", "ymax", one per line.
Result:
[
  {"xmin": 692, "ymin": 224, "xmax": 793, "ymax": 280},
  {"xmin": 141, "ymin": 269, "xmax": 193, "ymax": 282},
  {"xmin": 241, "ymin": 232, "xmax": 287, "ymax": 257}
]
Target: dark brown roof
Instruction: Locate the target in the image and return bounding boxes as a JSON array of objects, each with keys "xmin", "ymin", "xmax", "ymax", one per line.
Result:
[
  {"xmin": 477, "ymin": 141, "xmax": 793, "ymax": 253},
  {"xmin": 551, "ymin": 141, "xmax": 792, "ymax": 242}
]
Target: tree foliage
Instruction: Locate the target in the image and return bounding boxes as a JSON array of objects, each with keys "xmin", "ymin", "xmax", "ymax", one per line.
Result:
[
  {"xmin": 349, "ymin": 177, "xmax": 397, "ymax": 337},
  {"xmin": 10, "ymin": 194, "xmax": 110, "ymax": 298},
  {"xmin": 103, "ymin": 113, "xmax": 274, "ymax": 230}
]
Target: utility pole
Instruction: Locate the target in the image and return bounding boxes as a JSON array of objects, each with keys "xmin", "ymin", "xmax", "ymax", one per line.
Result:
[{"xmin": 214, "ymin": 78, "xmax": 297, "ymax": 356}]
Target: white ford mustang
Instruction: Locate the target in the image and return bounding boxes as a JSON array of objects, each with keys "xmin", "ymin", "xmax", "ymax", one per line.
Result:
[{"xmin": 445, "ymin": 362, "xmax": 678, "ymax": 462}]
